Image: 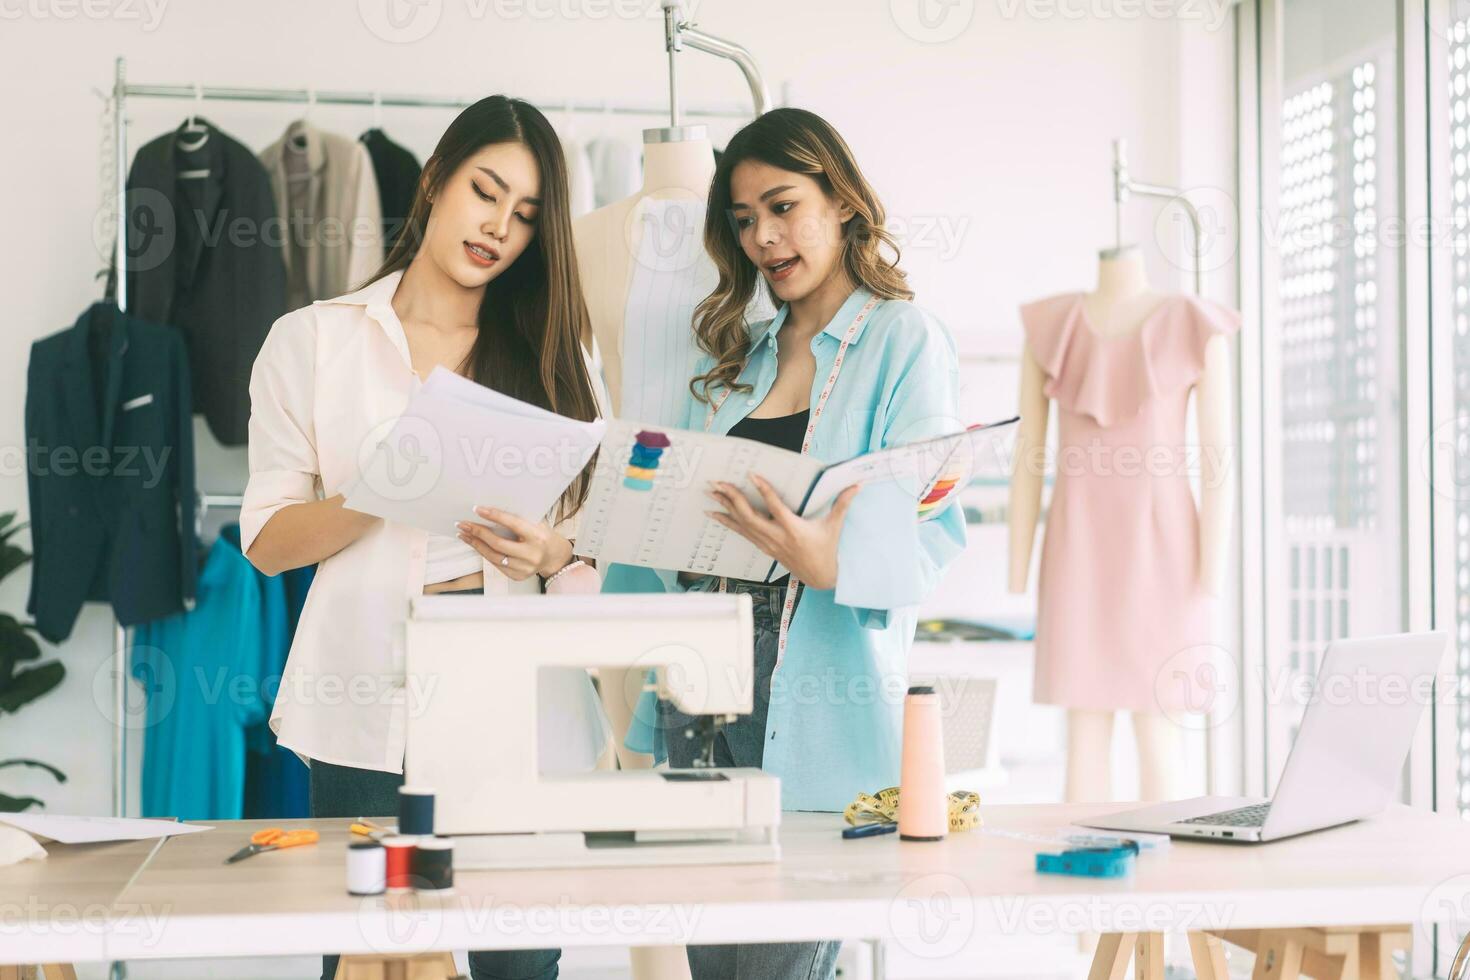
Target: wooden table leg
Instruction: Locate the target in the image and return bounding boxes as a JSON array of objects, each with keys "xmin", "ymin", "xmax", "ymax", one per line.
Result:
[
  {"xmin": 1355, "ymin": 930, "xmax": 1402, "ymax": 980},
  {"xmin": 1251, "ymin": 932, "xmax": 1305, "ymax": 980},
  {"xmin": 2, "ymin": 966, "xmax": 74, "ymax": 980},
  {"xmin": 1189, "ymin": 932, "xmax": 1231, "ymax": 980},
  {"xmin": 1136, "ymin": 933, "xmax": 1166, "ymax": 980},
  {"xmin": 336, "ymin": 952, "xmax": 459, "ymax": 980},
  {"xmin": 1087, "ymin": 933, "xmax": 1137, "ymax": 980}
]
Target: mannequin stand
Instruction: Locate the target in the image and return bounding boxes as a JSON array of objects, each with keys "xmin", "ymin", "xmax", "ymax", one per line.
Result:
[{"xmin": 1065, "ymin": 708, "xmax": 1183, "ymax": 803}]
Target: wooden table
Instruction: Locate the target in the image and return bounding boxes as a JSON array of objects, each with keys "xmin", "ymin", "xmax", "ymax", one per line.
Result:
[
  {"xmin": 0, "ymin": 832, "xmax": 167, "ymax": 978},
  {"xmin": 4, "ymin": 803, "xmax": 1469, "ymax": 979}
]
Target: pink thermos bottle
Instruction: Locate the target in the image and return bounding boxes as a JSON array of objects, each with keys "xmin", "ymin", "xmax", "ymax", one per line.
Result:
[{"xmin": 898, "ymin": 684, "xmax": 947, "ymax": 841}]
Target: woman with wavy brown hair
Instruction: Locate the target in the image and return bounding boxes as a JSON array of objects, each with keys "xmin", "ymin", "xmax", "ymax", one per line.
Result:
[
  {"xmin": 631, "ymin": 107, "xmax": 968, "ymax": 980},
  {"xmin": 242, "ymin": 95, "xmax": 609, "ymax": 980}
]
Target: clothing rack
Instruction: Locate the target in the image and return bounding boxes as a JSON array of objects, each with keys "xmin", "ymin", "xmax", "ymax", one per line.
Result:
[
  {"xmin": 120, "ymin": 81, "xmax": 756, "ymax": 120},
  {"xmin": 104, "ymin": 34, "xmax": 773, "ymax": 825},
  {"xmin": 1107, "ymin": 137, "xmax": 1204, "ymax": 294}
]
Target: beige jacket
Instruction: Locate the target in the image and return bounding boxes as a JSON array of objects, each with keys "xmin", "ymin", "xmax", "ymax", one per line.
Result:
[{"xmin": 260, "ymin": 120, "xmax": 384, "ymax": 309}]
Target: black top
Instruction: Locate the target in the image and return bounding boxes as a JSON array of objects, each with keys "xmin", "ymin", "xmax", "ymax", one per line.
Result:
[{"xmin": 727, "ymin": 409, "xmax": 810, "ymax": 587}]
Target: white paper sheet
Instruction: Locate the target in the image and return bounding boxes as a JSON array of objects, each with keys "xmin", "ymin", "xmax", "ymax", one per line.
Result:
[
  {"xmin": 0, "ymin": 814, "xmax": 211, "ymax": 844},
  {"xmin": 342, "ymin": 366, "xmax": 606, "ymax": 537},
  {"xmin": 577, "ymin": 417, "xmax": 1020, "ymax": 580},
  {"xmin": 804, "ymin": 418, "xmax": 1019, "ymax": 516},
  {"xmin": 576, "ymin": 419, "xmax": 824, "ymax": 580}
]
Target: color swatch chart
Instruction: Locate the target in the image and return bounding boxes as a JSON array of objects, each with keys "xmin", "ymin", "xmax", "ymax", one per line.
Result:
[{"xmin": 577, "ymin": 419, "xmax": 823, "ymax": 581}]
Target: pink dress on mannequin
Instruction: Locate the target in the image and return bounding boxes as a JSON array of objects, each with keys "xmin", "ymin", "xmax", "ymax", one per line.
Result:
[{"xmin": 1019, "ymin": 291, "xmax": 1240, "ymax": 714}]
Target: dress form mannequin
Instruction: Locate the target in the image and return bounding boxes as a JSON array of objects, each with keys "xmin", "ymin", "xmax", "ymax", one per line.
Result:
[
  {"xmin": 1007, "ymin": 246, "xmax": 1233, "ymax": 804},
  {"xmin": 572, "ymin": 128, "xmax": 716, "ymax": 413},
  {"xmin": 574, "ymin": 130, "xmax": 714, "ymax": 980}
]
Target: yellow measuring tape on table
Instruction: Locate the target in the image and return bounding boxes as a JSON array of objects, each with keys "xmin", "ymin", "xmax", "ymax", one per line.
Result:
[{"xmin": 843, "ymin": 787, "xmax": 982, "ymax": 833}]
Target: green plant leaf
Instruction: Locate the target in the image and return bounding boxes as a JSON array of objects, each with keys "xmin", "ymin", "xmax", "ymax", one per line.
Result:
[
  {"xmin": 0, "ymin": 662, "xmax": 65, "ymax": 714},
  {"xmin": 0, "ymin": 613, "xmax": 42, "ymax": 665},
  {"xmin": 0, "ymin": 758, "xmax": 65, "ymax": 782},
  {"xmin": 0, "ymin": 542, "xmax": 30, "ymax": 585},
  {"xmin": 0, "ymin": 793, "xmax": 43, "ymax": 813},
  {"xmin": 0, "ymin": 512, "xmax": 15, "ymax": 535}
]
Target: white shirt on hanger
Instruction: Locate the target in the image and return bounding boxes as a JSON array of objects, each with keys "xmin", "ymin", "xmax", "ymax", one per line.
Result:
[{"xmin": 240, "ymin": 268, "xmax": 611, "ymax": 775}]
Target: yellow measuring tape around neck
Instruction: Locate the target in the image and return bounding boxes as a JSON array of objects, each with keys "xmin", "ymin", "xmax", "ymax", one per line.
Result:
[{"xmin": 843, "ymin": 787, "xmax": 982, "ymax": 833}]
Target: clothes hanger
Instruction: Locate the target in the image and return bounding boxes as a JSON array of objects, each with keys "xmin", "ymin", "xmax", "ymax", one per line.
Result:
[
  {"xmin": 177, "ymin": 83, "xmax": 211, "ymax": 180},
  {"xmin": 289, "ymin": 88, "xmax": 315, "ymax": 151},
  {"xmin": 287, "ymin": 87, "xmax": 315, "ymax": 181},
  {"xmin": 373, "ymin": 91, "xmax": 383, "ymax": 132}
]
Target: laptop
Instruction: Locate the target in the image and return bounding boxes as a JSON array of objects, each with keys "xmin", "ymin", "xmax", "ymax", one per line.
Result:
[{"xmin": 1079, "ymin": 631, "xmax": 1449, "ymax": 843}]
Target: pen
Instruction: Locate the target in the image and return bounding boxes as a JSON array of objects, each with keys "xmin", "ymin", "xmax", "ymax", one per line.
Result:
[{"xmin": 842, "ymin": 822, "xmax": 898, "ymax": 839}]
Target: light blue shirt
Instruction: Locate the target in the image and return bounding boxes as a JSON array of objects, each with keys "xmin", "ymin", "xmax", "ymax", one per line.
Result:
[{"xmin": 604, "ymin": 286, "xmax": 967, "ymax": 811}]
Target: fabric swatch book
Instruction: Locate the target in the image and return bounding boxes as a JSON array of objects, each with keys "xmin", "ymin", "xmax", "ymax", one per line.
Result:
[{"xmin": 576, "ymin": 415, "xmax": 1020, "ymax": 582}]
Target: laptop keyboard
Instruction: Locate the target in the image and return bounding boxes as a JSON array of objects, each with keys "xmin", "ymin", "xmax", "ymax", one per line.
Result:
[{"xmin": 1177, "ymin": 802, "xmax": 1272, "ymax": 827}]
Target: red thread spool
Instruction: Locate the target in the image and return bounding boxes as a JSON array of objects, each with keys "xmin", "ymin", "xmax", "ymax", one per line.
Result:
[{"xmin": 382, "ymin": 835, "xmax": 416, "ymax": 892}]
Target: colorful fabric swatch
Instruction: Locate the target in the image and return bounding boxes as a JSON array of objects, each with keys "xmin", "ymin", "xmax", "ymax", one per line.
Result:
[{"xmin": 624, "ymin": 430, "xmax": 670, "ymax": 490}]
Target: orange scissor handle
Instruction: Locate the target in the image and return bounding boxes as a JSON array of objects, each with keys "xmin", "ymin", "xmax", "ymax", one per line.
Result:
[{"xmin": 251, "ymin": 827, "xmax": 319, "ymax": 849}]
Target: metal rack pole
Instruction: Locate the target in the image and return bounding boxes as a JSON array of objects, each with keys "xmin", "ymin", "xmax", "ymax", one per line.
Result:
[
  {"xmin": 111, "ymin": 55, "xmax": 128, "ymax": 826},
  {"xmin": 1111, "ymin": 137, "xmax": 1204, "ymax": 294},
  {"xmin": 120, "ymin": 81, "xmax": 753, "ymax": 119}
]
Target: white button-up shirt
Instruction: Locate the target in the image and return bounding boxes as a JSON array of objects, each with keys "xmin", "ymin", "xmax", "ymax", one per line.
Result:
[{"xmin": 240, "ymin": 268, "xmax": 610, "ymax": 774}]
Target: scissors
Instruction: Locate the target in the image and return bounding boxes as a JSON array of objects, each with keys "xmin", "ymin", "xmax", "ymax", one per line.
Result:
[{"xmin": 225, "ymin": 827, "xmax": 320, "ymax": 864}]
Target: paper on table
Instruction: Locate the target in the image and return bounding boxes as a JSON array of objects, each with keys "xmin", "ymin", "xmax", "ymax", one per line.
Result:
[
  {"xmin": 342, "ymin": 366, "xmax": 606, "ymax": 537},
  {"xmin": 0, "ymin": 813, "xmax": 211, "ymax": 844},
  {"xmin": 0, "ymin": 823, "xmax": 47, "ymax": 865}
]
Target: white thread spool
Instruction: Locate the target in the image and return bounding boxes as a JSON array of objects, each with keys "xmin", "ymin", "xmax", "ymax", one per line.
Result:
[{"xmin": 346, "ymin": 840, "xmax": 386, "ymax": 896}]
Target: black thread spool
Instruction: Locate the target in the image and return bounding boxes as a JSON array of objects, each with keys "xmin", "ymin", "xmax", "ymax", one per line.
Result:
[
  {"xmin": 411, "ymin": 836, "xmax": 454, "ymax": 892},
  {"xmin": 398, "ymin": 785, "xmax": 435, "ymax": 836}
]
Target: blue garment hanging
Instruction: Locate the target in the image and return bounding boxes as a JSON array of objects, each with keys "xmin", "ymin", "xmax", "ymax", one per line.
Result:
[
  {"xmin": 242, "ymin": 561, "xmax": 314, "ymax": 819},
  {"xmin": 130, "ymin": 524, "xmax": 270, "ymax": 821}
]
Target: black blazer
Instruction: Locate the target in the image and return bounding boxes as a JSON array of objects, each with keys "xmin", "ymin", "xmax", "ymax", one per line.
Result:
[
  {"xmin": 114, "ymin": 116, "xmax": 287, "ymax": 446},
  {"xmin": 26, "ymin": 304, "xmax": 198, "ymax": 643},
  {"xmin": 359, "ymin": 128, "xmax": 422, "ymax": 251}
]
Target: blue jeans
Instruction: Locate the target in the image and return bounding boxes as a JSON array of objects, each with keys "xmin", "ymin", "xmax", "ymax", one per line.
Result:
[
  {"xmin": 657, "ymin": 579, "xmax": 841, "ymax": 980},
  {"xmin": 313, "ymin": 585, "xmax": 559, "ymax": 980}
]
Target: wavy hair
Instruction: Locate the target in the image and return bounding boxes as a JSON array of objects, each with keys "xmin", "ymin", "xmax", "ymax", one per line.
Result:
[{"xmin": 690, "ymin": 107, "xmax": 913, "ymax": 404}]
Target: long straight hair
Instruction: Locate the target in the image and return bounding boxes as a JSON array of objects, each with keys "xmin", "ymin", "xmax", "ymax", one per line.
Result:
[
  {"xmin": 690, "ymin": 108, "xmax": 914, "ymax": 404},
  {"xmin": 362, "ymin": 96, "xmax": 597, "ymax": 522}
]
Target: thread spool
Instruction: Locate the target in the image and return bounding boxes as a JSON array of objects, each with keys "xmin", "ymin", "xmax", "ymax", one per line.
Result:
[
  {"xmin": 346, "ymin": 840, "xmax": 385, "ymax": 896},
  {"xmin": 382, "ymin": 835, "xmax": 417, "ymax": 892},
  {"xmin": 898, "ymin": 684, "xmax": 948, "ymax": 842},
  {"xmin": 398, "ymin": 785, "xmax": 435, "ymax": 837},
  {"xmin": 411, "ymin": 836, "xmax": 454, "ymax": 892}
]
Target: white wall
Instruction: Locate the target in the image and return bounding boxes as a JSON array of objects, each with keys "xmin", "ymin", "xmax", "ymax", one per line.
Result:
[{"xmin": 0, "ymin": 0, "xmax": 1239, "ymax": 815}]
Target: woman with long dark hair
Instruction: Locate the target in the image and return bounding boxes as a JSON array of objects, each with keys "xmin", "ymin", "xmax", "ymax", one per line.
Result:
[{"xmin": 240, "ymin": 96, "xmax": 605, "ymax": 980}]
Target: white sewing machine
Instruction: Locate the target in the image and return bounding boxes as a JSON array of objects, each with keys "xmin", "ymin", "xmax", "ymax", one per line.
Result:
[{"xmin": 404, "ymin": 592, "xmax": 781, "ymax": 869}]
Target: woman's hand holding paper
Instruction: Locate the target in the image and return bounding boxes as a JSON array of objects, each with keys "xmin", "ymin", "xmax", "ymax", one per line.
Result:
[
  {"xmin": 706, "ymin": 474, "xmax": 861, "ymax": 591},
  {"xmin": 457, "ymin": 506, "xmax": 575, "ymax": 582}
]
